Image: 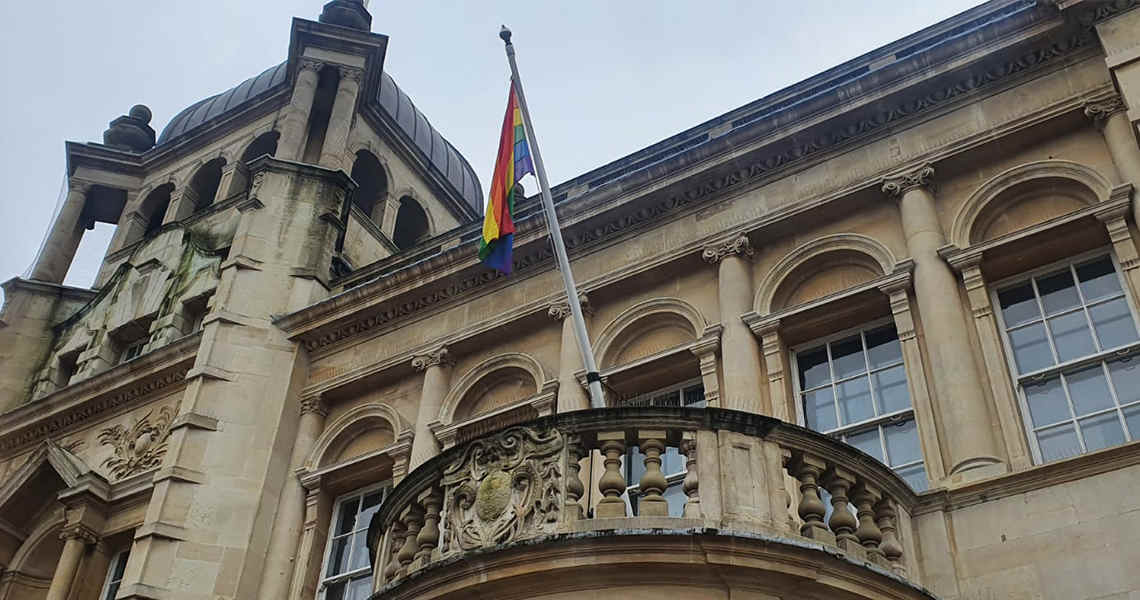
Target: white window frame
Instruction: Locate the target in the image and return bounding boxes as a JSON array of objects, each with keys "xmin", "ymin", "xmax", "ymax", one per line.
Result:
[
  {"xmin": 99, "ymin": 548, "xmax": 130, "ymax": 600},
  {"xmin": 615, "ymin": 377, "xmax": 706, "ymax": 409},
  {"xmin": 789, "ymin": 317, "xmax": 926, "ymax": 486},
  {"xmin": 989, "ymin": 248, "xmax": 1140, "ymax": 464},
  {"xmin": 317, "ymin": 481, "xmax": 391, "ymax": 600}
]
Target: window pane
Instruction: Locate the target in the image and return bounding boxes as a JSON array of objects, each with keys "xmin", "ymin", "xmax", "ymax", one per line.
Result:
[
  {"xmin": 347, "ymin": 576, "xmax": 372, "ymax": 600},
  {"xmin": 336, "ymin": 497, "xmax": 359, "ymax": 536},
  {"xmin": 1047, "ymin": 311, "xmax": 1096, "ymax": 363},
  {"xmin": 873, "ymin": 365, "xmax": 911, "ymax": 413},
  {"xmin": 884, "ymin": 419, "xmax": 922, "ymax": 466},
  {"xmin": 895, "ymin": 463, "xmax": 928, "ymax": 492},
  {"xmin": 1124, "ymin": 404, "xmax": 1140, "ymax": 440},
  {"xmin": 1108, "ymin": 358, "xmax": 1140, "ymax": 406},
  {"xmin": 1037, "ymin": 424, "xmax": 1081, "ymax": 462},
  {"xmin": 803, "ymin": 387, "xmax": 837, "ymax": 432},
  {"xmin": 1009, "ymin": 323, "xmax": 1054, "ymax": 373},
  {"xmin": 326, "ymin": 536, "xmax": 350, "ymax": 577},
  {"xmin": 349, "ymin": 532, "xmax": 370, "ymax": 571},
  {"xmin": 1079, "ymin": 412, "xmax": 1126, "ymax": 453},
  {"xmin": 837, "ymin": 377, "xmax": 874, "ymax": 425},
  {"xmin": 112, "ymin": 551, "xmax": 129, "ymax": 580},
  {"xmin": 663, "ymin": 483, "xmax": 686, "ymax": 517},
  {"xmin": 798, "ymin": 346, "xmax": 831, "ymax": 390},
  {"xmin": 683, "ymin": 385, "xmax": 706, "ymax": 407},
  {"xmin": 662, "ymin": 446, "xmax": 685, "ymax": 476},
  {"xmin": 865, "ymin": 325, "xmax": 902, "ymax": 369},
  {"xmin": 1024, "ymin": 377, "xmax": 1070, "ymax": 428},
  {"xmin": 831, "ymin": 336, "xmax": 867, "ymax": 380},
  {"xmin": 998, "ymin": 284, "xmax": 1041, "ymax": 327},
  {"xmin": 1089, "ymin": 298, "xmax": 1139, "ymax": 350},
  {"xmin": 1066, "ymin": 364, "xmax": 1114, "ymax": 416},
  {"xmin": 1037, "ymin": 269, "xmax": 1080, "ymax": 315},
  {"xmin": 325, "ymin": 580, "xmax": 347, "ymax": 600},
  {"xmin": 105, "ymin": 583, "xmax": 121, "ymax": 600},
  {"xmin": 625, "ymin": 448, "xmax": 646, "ymax": 486},
  {"xmin": 1076, "ymin": 257, "xmax": 1122, "ymax": 301},
  {"xmin": 357, "ymin": 492, "xmax": 383, "ymax": 530},
  {"xmin": 845, "ymin": 428, "xmax": 884, "ymax": 462}
]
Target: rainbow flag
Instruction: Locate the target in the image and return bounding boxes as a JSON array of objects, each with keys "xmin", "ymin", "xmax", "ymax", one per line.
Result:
[{"xmin": 479, "ymin": 82, "xmax": 533, "ymax": 273}]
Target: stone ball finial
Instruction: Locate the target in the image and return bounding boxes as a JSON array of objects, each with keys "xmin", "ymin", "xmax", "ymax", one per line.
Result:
[
  {"xmin": 500, "ymin": 25, "xmax": 512, "ymax": 44},
  {"xmin": 319, "ymin": 0, "xmax": 372, "ymax": 31},
  {"xmin": 129, "ymin": 104, "xmax": 152, "ymax": 124}
]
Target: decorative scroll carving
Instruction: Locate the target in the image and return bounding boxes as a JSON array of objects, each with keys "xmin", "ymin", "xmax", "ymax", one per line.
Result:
[
  {"xmin": 1084, "ymin": 96, "xmax": 1126, "ymax": 126},
  {"xmin": 440, "ymin": 426, "xmax": 564, "ymax": 553},
  {"xmin": 881, "ymin": 164, "xmax": 934, "ymax": 197},
  {"xmin": 701, "ymin": 235, "xmax": 753, "ymax": 264},
  {"xmin": 547, "ymin": 293, "xmax": 591, "ymax": 321},
  {"xmin": 412, "ymin": 347, "xmax": 451, "ymax": 372},
  {"xmin": 59, "ymin": 523, "xmax": 99, "ymax": 545},
  {"xmin": 98, "ymin": 405, "xmax": 174, "ymax": 479}
]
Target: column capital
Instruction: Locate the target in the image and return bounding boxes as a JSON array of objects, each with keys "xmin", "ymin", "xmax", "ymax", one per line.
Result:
[
  {"xmin": 411, "ymin": 347, "xmax": 451, "ymax": 371},
  {"xmin": 1083, "ymin": 95, "xmax": 1126, "ymax": 127},
  {"xmin": 300, "ymin": 394, "xmax": 329, "ymax": 417},
  {"xmin": 881, "ymin": 164, "xmax": 934, "ymax": 197},
  {"xmin": 701, "ymin": 234, "xmax": 753, "ymax": 264},
  {"xmin": 548, "ymin": 293, "xmax": 591, "ymax": 321},
  {"xmin": 338, "ymin": 66, "xmax": 365, "ymax": 83},
  {"xmin": 67, "ymin": 178, "xmax": 92, "ymax": 194},
  {"xmin": 59, "ymin": 523, "xmax": 98, "ymax": 545},
  {"xmin": 298, "ymin": 58, "xmax": 324, "ymax": 74}
]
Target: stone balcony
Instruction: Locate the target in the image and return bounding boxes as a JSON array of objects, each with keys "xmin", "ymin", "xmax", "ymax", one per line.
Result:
[{"xmin": 367, "ymin": 407, "xmax": 935, "ymax": 600}]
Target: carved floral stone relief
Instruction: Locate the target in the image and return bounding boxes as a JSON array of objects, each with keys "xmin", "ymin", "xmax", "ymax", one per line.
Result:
[
  {"xmin": 440, "ymin": 425, "xmax": 565, "ymax": 553},
  {"xmin": 98, "ymin": 405, "xmax": 174, "ymax": 479}
]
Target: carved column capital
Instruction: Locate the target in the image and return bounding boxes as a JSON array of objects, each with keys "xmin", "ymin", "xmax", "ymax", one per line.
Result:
[
  {"xmin": 298, "ymin": 58, "xmax": 324, "ymax": 74},
  {"xmin": 547, "ymin": 293, "xmax": 591, "ymax": 321},
  {"xmin": 881, "ymin": 164, "xmax": 935, "ymax": 197},
  {"xmin": 411, "ymin": 347, "xmax": 451, "ymax": 371},
  {"xmin": 1084, "ymin": 96, "xmax": 1126, "ymax": 127},
  {"xmin": 338, "ymin": 66, "xmax": 364, "ymax": 83},
  {"xmin": 300, "ymin": 395, "xmax": 329, "ymax": 417},
  {"xmin": 701, "ymin": 234, "xmax": 753, "ymax": 264},
  {"xmin": 59, "ymin": 523, "xmax": 99, "ymax": 545}
]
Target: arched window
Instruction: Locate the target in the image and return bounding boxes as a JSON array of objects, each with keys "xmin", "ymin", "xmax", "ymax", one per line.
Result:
[
  {"xmin": 392, "ymin": 196, "xmax": 429, "ymax": 250},
  {"xmin": 241, "ymin": 131, "xmax": 279, "ymax": 163},
  {"xmin": 349, "ymin": 151, "xmax": 388, "ymax": 220},
  {"xmin": 187, "ymin": 158, "xmax": 226, "ymax": 211},
  {"xmin": 140, "ymin": 184, "xmax": 173, "ymax": 237}
]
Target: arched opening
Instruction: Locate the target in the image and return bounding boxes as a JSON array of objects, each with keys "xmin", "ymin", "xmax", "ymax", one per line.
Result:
[
  {"xmin": 350, "ymin": 150, "xmax": 388, "ymax": 220},
  {"xmin": 241, "ymin": 131, "xmax": 280, "ymax": 163},
  {"xmin": 186, "ymin": 158, "xmax": 226, "ymax": 211},
  {"xmin": 302, "ymin": 66, "xmax": 340, "ymax": 164},
  {"xmin": 140, "ymin": 184, "xmax": 173, "ymax": 237},
  {"xmin": 453, "ymin": 366, "xmax": 538, "ymax": 422},
  {"xmin": 967, "ymin": 177, "xmax": 1097, "ymax": 246},
  {"xmin": 392, "ymin": 196, "xmax": 429, "ymax": 250},
  {"xmin": 769, "ymin": 249, "xmax": 885, "ymax": 313}
]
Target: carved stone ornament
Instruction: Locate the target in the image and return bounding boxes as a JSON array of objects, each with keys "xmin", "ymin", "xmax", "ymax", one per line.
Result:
[
  {"xmin": 881, "ymin": 164, "xmax": 935, "ymax": 197},
  {"xmin": 98, "ymin": 405, "xmax": 174, "ymax": 480},
  {"xmin": 547, "ymin": 293, "xmax": 591, "ymax": 321},
  {"xmin": 298, "ymin": 58, "xmax": 324, "ymax": 74},
  {"xmin": 701, "ymin": 235, "xmax": 753, "ymax": 264},
  {"xmin": 411, "ymin": 348, "xmax": 451, "ymax": 371},
  {"xmin": 1084, "ymin": 96, "xmax": 1126, "ymax": 125},
  {"xmin": 338, "ymin": 66, "xmax": 364, "ymax": 83},
  {"xmin": 440, "ymin": 425, "xmax": 565, "ymax": 553}
]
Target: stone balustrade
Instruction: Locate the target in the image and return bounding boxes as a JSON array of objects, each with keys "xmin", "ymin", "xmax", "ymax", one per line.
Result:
[{"xmin": 367, "ymin": 407, "xmax": 923, "ymax": 598}]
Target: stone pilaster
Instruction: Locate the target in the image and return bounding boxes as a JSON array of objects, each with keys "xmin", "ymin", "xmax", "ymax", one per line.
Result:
[
  {"xmin": 318, "ymin": 66, "xmax": 364, "ymax": 170},
  {"xmin": 30, "ymin": 179, "xmax": 90, "ymax": 284},
  {"xmin": 277, "ymin": 59, "xmax": 323, "ymax": 162},
  {"xmin": 409, "ymin": 348, "xmax": 452, "ymax": 470},
  {"xmin": 883, "ymin": 165, "xmax": 1005, "ymax": 482},
  {"xmin": 702, "ymin": 235, "xmax": 766, "ymax": 413},
  {"xmin": 548, "ymin": 294, "xmax": 592, "ymax": 412}
]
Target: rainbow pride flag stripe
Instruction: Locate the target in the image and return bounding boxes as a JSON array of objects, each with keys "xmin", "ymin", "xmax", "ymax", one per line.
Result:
[{"xmin": 479, "ymin": 82, "xmax": 533, "ymax": 273}]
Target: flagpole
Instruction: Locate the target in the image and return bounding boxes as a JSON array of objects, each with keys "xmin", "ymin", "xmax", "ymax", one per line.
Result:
[{"xmin": 500, "ymin": 26, "xmax": 606, "ymax": 410}]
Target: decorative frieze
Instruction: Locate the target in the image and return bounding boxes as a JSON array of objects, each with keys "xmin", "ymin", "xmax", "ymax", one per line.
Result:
[
  {"xmin": 701, "ymin": 235, "xmax": 753, "ymax": 264},
  {"xmin": 881, "ymin": 164, "xmax": 935, "ymax": 197},
  {"xmin": 98, "ymin": 405, "xmax": 175, "ymax": 480}
]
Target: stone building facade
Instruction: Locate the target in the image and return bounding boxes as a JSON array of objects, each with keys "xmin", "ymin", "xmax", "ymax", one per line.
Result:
[{"xmin": 2, "ymin": 0, "xmax": 1140, "ymax": 598}]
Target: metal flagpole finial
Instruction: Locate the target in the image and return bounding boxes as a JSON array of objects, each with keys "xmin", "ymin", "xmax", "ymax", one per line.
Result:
[{"xmin": 499, "ymin": 25, "xmax": 512, "ymax": 45}]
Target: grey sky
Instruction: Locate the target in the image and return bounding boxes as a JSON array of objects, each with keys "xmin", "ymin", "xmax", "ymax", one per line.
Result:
[{"xmin": 0, "ymin": 0, "xmax": 982, "ymax": 298}]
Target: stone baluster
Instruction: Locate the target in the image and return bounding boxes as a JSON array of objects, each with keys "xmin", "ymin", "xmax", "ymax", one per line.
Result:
[
  {"xmin": 680, "ymin": 431, "xmax": 700, "ymax": 518},
  {"xmin": 637, "ymin": 430, "xmax": 669, "ymax": 516},
  {"xmin": 413, "ymin": 487, "xmax": 443, "ymax": 568},
  {"xmin": 396, "ymin": 504, "xmax": 424, "ymax": 570},
  {"xmin": 791, "ymin": 454, "xmax": 834, "ymax": 544},
  {"xmin": 384, "ymin": 522, "xmax": 407, "ymax": 581},
  {"xmin": 823, "ymin": 468, "xmax": 860, "ymax": 553},
  {"xmin": 876, "ymin": 500, "xmax": 906, "ymax": 577},
  {"xmin": 596, "ymin": 431, "xmax": 628, "ymax": 518},
  {"xmin": 852, "ymin": 482, "xmax": 885, "ymax": 565},
  {"xmin": 563, "ymin": 435, "xmax": 587, "ymax": 521}
]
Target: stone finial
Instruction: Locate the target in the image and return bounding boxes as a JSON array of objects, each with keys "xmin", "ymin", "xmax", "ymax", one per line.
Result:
[
  {"xmin": 102, "ymin": 104, "xmax": 155, "ymax": 152},
  {"xmin": 411, "ymin": 347, "xmax": 451, "ymax": 371},
  {"xmin": 319, "ymin": 0, "xmax": 372, "ymax": 31},
  {"xmin": 881, "ymin": 164, "xmax": 934, "ymax": 197},
  {"xmin": 701, "ymin": 234, "xmax": 753, "ymax": 264},
  {"xmin": 1084, "ymin": 96, "xmax": 1126, "ymax": 127},
  {"xmin": 548, "ymin": 293, "xmax": 591, "ymax": 321}
]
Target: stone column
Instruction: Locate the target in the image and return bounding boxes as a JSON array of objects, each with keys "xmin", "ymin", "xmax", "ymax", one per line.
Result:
[
  {"xmin": 883, "ymin": 165, "xmax": 1005, "ymax": 481},
  {"xmin": 46, "ymin": 525, "xmax": 95, "ymax": 600},
  {"xmin": 30, "ymin": 180, "xmax": 90, "ymax": 284},
  {"xmin": 256, "ymin": 395, "xmax": 328, "ymax": 600},
  {"xmin": 1086, "ymin": 97, "xmax": 1140, "ymax": 221},
  {"xmin": 318, "ymin": 66, "xmax": 363, "ymax": 170},
  {"xmin": 702, "ymin": 235, "xmax": 766, "ymax": 413},
  {"xmin": 409, "ymin": 348, "xmax": 452, "ymax": 471},
  {"xmin": 549, "ymin": 294, "xmax": 592, "ymax": 412},
  {"xmin": 277, "ymin": 59, "xmax": 323, "ymax": 162}
]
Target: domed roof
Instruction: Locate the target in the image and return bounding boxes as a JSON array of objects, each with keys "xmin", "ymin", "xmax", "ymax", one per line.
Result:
[{"xmin": 157, "ymin": 62, "xmax": 483, "ymax": 214}]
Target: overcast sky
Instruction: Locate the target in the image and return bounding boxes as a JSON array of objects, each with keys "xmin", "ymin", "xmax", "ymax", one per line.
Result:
[{"xmin": 0, "ymin": 0, "xmax": 982, "ymax": 299}]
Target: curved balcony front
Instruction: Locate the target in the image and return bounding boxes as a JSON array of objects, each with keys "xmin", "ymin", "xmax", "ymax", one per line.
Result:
[{"xmin": 367, "ymin": 407, "xmax": 935, "ymax": 600}]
